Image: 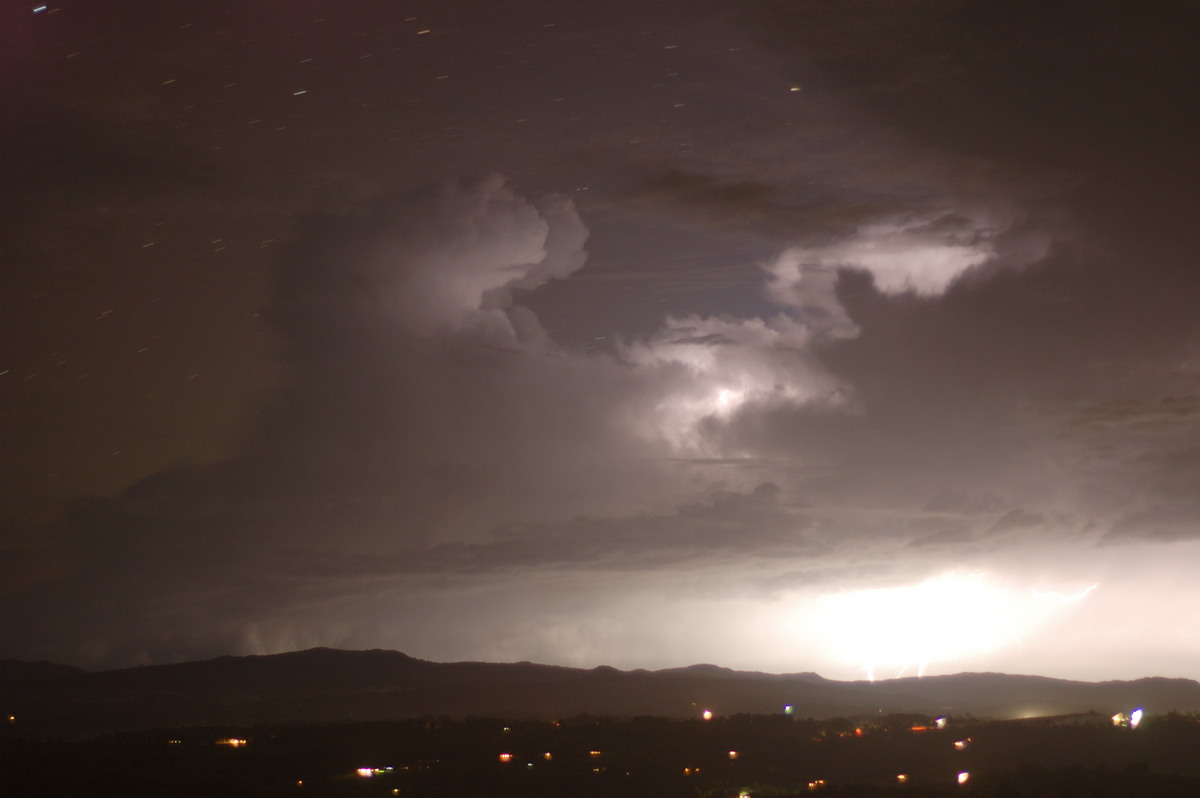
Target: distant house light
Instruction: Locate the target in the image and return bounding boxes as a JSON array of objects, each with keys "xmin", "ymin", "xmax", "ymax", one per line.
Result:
[
  {"xmin": 896, "ymin": 774, "xmax": 909, "ymax": 783},
  {"xmin": 728, "ymin": 750, "xmax": 739, "ymax": 759},
  {"xmin": 702, "ymin": 709, "xmax": 714, "ymax": 720},
  {"xmin": 935, "ymin": 717, "xmax": 948, "ymax": 729},
  {"xmin": 1113, "ymin": 709, "xmax": 1145, "ymax": 728},
  {"xmin": 498, "ymin": 753, "xmax": 513, "ymax": 763},
  {"xmin": 957, "ymin": 771, "xmax": 970, "ymax": 785}
]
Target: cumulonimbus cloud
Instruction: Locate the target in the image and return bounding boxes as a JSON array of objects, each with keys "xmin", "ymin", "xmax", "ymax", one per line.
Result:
[{"xmin": 276, "ymin": 174, "xmax": 589, "ymax": 347}]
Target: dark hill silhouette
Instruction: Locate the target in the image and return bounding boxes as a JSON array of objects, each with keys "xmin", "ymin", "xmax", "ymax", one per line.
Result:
[
  {"xmin": 3, "ymin": 648, "xmax": 1198, "ymax": 738},
  {"xmin": 0, "ymin": 659, "xmax": 84, "ymax": 683}
]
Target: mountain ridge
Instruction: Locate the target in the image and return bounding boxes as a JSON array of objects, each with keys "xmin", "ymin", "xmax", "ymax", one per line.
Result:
[{"xmin": 4, "ymin": 647, "xmax": 1198, "ymax": 738}]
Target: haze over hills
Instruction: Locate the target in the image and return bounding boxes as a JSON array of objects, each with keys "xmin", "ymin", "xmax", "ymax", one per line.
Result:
[{"xmin": 4, "ymin": 648, "xmax": 1199, "ymax": 738}]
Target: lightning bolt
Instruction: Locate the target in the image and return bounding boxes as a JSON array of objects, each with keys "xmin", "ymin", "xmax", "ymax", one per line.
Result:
[{"xmin": 1030, "ymin": 584, "xmax": 1099, "ymax": 603}]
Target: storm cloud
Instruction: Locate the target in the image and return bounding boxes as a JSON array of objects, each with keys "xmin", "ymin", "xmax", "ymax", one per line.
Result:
[{"xmin": 3, "ymin": 0, "xmax": 1199, "ymax": 682}]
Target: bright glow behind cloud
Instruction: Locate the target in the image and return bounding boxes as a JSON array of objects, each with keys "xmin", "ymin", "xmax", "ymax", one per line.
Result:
[
  {"xmin": 797, "ymin": 572, "xmax": 1099, "ymax": 680},
  {"xmin": 821, "ymin": 218, "xmax": 994, "ymax": 295},
  {"xmin": 620, "ymin": 210, "xmax": 999, "ymax": 454},
  {"xmin": 619, "ymin": 313, "xmax": 845, "ymax": 451},
  {"xmin": 764, "ymin": 212, "xmax": 999, "ymax": 334},
  {"xmin": 363, "ymin": 175, "xmax": 588, "ymax": 341}
]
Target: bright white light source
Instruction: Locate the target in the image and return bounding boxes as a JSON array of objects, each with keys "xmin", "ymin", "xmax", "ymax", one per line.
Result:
[
  {"xmin": 1130, "ymin": 708, "xmax": 1144, "ymax": 729},
  {"xmin": 714, "ymin": 387, "xmax": 745, "ymax": 414},
  {"xmin": 702, "ymin": 709, "xmax": 713, "ymax": 720},
  {"xmin": 620, "ymin": 313, "xmax": 841, "ymax": 452},
  {"xmin": 957, "ymin": 771, "xmax": 970, "ymax": 785},
  {"xmin": 1029, "ymin": 584, "xmax": 1098, "ymax": 603},
  {"xmin": 809, "ymin": 572, "xmax": 1099, "ymax": 679}
]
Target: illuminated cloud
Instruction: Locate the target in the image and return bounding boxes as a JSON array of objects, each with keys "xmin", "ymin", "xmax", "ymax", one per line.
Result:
[
  {"xmin": 277, "ymin": 175, "xmax": 588, "ymax": 345},
  {"xmin": 5, "ymin": 0, "xmax": 1200, "ymax": 683},
  {"xmin": 608, "ymin": 209, "xmax": 1006, "ymax": 454},
  {"xmin": 618, "ymin": 313, "xmax": 847, "ymax": 452},
  {"xmin": 764, "ymin": 212, "xmax": 999, "ymax": 333},
  {"xmin": 11, "ymin": 165, "xmax": 1195, "ymax": 680},
  {"xmin": 797, "ymin": 571, "xmax": 1098, "ymax": 680}
]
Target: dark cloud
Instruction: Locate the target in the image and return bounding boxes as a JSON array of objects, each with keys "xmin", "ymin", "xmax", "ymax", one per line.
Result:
[
  {"xmin": 1106, "ymin": 501, "xmax": 1200, "ymax": 545},
  {"xmin": 1071, "ymin": 397, "xmax": 1200, "ymax": 430},
  {"xmin": 4, "ymin": 0, "xmax": 1199, "ymax": 679},
  {"xmin": 988, "ymin": 509, "xmax": 1046, "ymax": 535},
  {"xmin": 907, "ymin": 525, "xmax": 973, "ymax": 550},
  {"xmin": 620, "ymin": 168, "xmax": 782, "ymax": 226},
  {"xmin": 264, "ymin": 481, "xmax": 809, "ymax": 580},
  {"xmin": 1, "ymin": 96, "xmax": 217, "ymax": 198},
  {"xmin": 922, "ymin": 491, "xmax": 1006, "ymax": 516},
  {"xmin": 748, "ymin": 1, "xmax": 1200, "ymax": 169}
]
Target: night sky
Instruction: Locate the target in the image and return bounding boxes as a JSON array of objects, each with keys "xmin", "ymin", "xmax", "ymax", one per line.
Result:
[{"xmin": 4, "ymin": 0, "xmax": 1200, "ymax": 681}]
